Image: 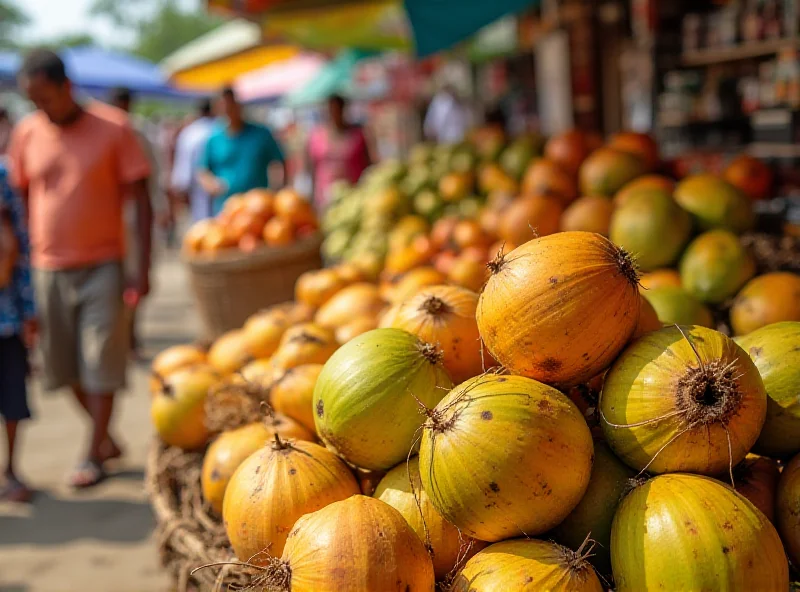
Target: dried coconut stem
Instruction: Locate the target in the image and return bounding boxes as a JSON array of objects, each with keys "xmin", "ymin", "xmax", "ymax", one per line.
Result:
[
  {"xmin": 418, "ymin": 341, "xmax": 445, "ymax": 365},
  {"xmin": 609, "ymin": 241, "xmax": 640, "ymax": 286},
  {"xmin": 675, "ymin": 359, "xmax": 741, "ymax": 427},
  {"xmin": 420, "ymin": 295, "xmax": 450, "ymax": 316},
  {"xmin": 486, "ymin": 251, "xmax": 506, "ymax": 275},
  {"xmin": 270, "ymin": 432, "xmax": 292, "ymax": 452}
]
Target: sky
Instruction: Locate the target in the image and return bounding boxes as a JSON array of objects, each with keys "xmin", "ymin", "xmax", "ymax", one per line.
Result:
[
  {"xmin": 19, "ymin": 0, "xmax": 119, "ymax": 45},
  {"xmin": 18, "ymin": 0, "xmax": 200, "ymax": 46}
]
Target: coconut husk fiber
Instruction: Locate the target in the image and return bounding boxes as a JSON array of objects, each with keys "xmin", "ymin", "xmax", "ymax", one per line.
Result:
[
  {"xmin": 145, "ymin": 441, "xmax": 260, "ymax": 591},
  {"xmin": 741, "ymin": 232, "xmax": 800, "ymax": 273}
]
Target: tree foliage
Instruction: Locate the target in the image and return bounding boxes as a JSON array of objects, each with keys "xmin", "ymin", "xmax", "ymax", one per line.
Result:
[
  {"xmin": 44, "ymin": 33, "xmax": 98, "ymax": 49},
  {"xmin": 0, "ymin": 0, "xmax": 29, "ymax": 49},
  {"xmin": 91, "ymin": 0, "xmax": 222, "ymax": 63}
]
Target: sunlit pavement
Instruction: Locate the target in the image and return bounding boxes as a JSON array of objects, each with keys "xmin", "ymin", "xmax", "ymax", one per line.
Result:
[{"xmin": 0, "ymin": 247, "xmax": 198, "ymax": 592}]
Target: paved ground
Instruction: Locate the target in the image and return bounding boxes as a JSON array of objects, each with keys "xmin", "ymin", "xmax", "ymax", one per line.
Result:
[{"xmin": 0, "ymin": 249, "xmax": 199, "ymax": 592}]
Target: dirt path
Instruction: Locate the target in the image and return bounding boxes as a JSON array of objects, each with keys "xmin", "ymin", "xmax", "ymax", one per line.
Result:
[{"xmin": 0, "ymin": 250, "xmax": 199, "ymax": 592}]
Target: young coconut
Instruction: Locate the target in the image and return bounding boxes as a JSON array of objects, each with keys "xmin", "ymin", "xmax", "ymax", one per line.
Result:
[
  {"xmin": 737, "ymin": 321, "xmax": 800, "ymax": 458},
  {"xmin": 271, "ymin": 323, "xmax": 338, "ymax": 370},
  {"xmin": 611, "ymin": 474, "xmax": 788, "ymax": 591},
  {"xmin": 730, "ymin": 272, "xmax": 800, "ymax": 335},
  {"xmin": 201, "ymin": 413, "xmax": 315, "ymax": 514},
  {"xmin": 642, "ymin": 286, "xmax": 714, "ymax": 328},
  {"xmin": 450, "ymin": 539, "xmax": 602, "ymax": 592},
  {"xmin": 679, "ymin": 229, "xmax": 756, "ymax": 304},
  {"xmin": 477, "ymin": 231, "xmax": 641, "ymax": 388},
  {"xmin": 733, "ymin": 455, "xmax": 780, "ymax": 522},
  {"xmin": 222, "ymin": 436, "xmax": 359, "ymax": 563},
  {"xmin": 208, "ymin": 329, "xmax": 253, "ymax": 375},
  {"xmin": 374, "ymin": 457, "xmax": 486, "ymax": 580},
  {"xmin": 267, "ymin": 364, "xmax": 322, "ymax": 434},
  {"xmin": 313, "ymin": 328, "xmax": 452, "ymax": 471},
  {"xmin": 600, "ymin": 325, "xmax": 767, "ymax": 475},
  {"xmin": 776, "ymin": 452, "xmax": 800, "ymax": 567},
  {"xmin": 149, "ymin": 344, "xmax": 207, "ymax": 392},
  {"xmin": 551, "ymin": 441, "xmax": 636, "ymax": 576},
  {"xmin": 389, "ymin": 285, "xmax": 491, "ymax": 383},
  {"xmin": 151, "ymin": 365, "xmax": 219, "ymax": 450},
  {"xmin": 225, "ymin": 495, "xmax": 435, "ymax": 591},
  {"xmin": 418, "ymin": 374, "xmax": 594, "ymax": 542}
]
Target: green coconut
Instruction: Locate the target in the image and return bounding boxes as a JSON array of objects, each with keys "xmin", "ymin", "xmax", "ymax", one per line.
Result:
[
  {"xmin": 551, "ymin": 441, "xmax": 636, "ymax": 576},
  {"xmin": 642, "ymin": 285, "xmax": 714, "ymax": 327},
  {"xmin": 611, "ymin": 474, "xmax": 788, "ymax": 591},
  {"xmin": 737, "ymin": 321, "xmax": 800, "ymax": 458},
  {"xmin": 313, "ymin": 328, "xmax": 452, "ymax": 471},
  {"xmin": 680, "ymin": 229, "xmax": 756, "ymax": 304},
  {"xmin": 674, "ymin": 174, "xmax": 754, "ymax": 233},
  {"xmin": 609, "ymin": 190, "xmax": 692, "ymax": 271}
]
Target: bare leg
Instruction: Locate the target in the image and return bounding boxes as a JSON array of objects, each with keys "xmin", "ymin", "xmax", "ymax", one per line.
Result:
[
  {"xmin": 4, "ymin": 420, "xmax": 17, "ymax": 476},
  {"xmin": 2, "ymin": 420, "xmax": 32, "ymax": 502},
  {"xmin": 69, "ymin": 393, "xmax": 115, "ymax": 488},
  {"xmin": 70, "ymin": 384, "xmax": 91, "ymax": 416},
  {"xmin": 86, "ymin": 393, "xmax": 115, "ymax": 462},
  {"xmin": 71, "ymin": 385, "xmax": 122, "ymax": 461}
]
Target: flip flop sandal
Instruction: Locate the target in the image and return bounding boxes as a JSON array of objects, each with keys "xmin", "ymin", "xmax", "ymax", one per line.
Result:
[
  {"xmin": 0, "ymin": 475, "xmax": 34, "ymax": 503},
  {"xmin": 69, "ymin": 460, "xmax": 107, "ymax": 489}
]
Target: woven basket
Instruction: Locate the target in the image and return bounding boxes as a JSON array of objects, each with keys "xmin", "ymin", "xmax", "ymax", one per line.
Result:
[
  {"xmin": 145, "ymin": 440, "xmax": 259, "ymax": 591},
  {"xmin": 184, "ymin": 233, "xmax": 322, "ymax": 339}
]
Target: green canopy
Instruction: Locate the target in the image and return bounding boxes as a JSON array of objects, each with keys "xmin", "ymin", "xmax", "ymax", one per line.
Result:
[
  {"xmin": 284, "ymin": 49, "xmax": 376, "ymax": 107},
  {"xmin": 405, "ymin": 0, "xmax": 536, "ymax": 57}
]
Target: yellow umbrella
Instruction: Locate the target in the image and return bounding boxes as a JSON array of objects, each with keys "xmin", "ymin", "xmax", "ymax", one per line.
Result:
[
  {"xmin": 170, "ymin": 45, "xmax": 298, "ymax": 90},
  {"xmin": 160, "ymin": 18, "xmax": 299, "ymax": 90}
]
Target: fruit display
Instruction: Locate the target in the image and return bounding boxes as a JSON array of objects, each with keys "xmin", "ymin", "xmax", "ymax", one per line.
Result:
[
  {"xmin": 611, "ymin": 474, "xmax": 788, "ymax": 591},
  {"xmin": 149, "ymin": 127, "xmax": 800, "ymax": 591},
  {"xmin": 183, "ymin": 188, "xmax": 319, "ymax": 255}
]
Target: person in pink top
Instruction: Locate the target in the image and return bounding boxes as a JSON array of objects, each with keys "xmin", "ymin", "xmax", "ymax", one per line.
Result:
[
  {"xmin": 308, "ymin": 95, "xmax": 371, "ymax": 210},
  {"xmin": 7, "ymin": 49, "xmax": 153, "ymax": 488}
]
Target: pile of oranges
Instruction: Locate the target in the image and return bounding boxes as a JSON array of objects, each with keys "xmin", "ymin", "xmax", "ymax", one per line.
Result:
[{"xmin": 183, "ymin": 188, "xmax": 319, "ymax": 255}]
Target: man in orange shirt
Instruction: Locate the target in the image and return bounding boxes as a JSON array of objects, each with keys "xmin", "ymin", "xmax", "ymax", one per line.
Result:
[{"xmin": 8, "ymin": 49, "xmax": 153, "ymax": 488}]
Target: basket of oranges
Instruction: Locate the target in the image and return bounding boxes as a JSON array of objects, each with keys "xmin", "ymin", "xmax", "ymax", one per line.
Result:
[{"xmin": 183, "ymin": 188, "xmax": 322, "ymax": 339}]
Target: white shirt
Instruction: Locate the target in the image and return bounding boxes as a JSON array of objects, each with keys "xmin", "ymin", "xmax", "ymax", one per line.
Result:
[
  {"xmin": 424, "ymin": 92, "xmax": 470, "ymax": 144},
  {"xmin": 171, "ymin": 116, "xmax": 215, "ymax": 221}
]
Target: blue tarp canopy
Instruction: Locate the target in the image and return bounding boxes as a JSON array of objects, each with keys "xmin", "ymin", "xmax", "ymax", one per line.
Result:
[
  {"xmin": 0, "ymin": 52, "xmax": 20, "ymax": 84},
  {"xmin": 0, "ymin": 47, "xmax": 195, "ymax": 99},
  {"xmin": 404, "ymin": 0, "xmax": 538, "ymax": 57}
]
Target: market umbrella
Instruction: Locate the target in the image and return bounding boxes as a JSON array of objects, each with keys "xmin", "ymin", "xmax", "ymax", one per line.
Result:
[
  {"xmin": 1, "ymin": 47, "xmax": 196, "ymax": 100},
  {"xmin": 0, "ymin": 52, "xmax": 20, "ymax": 85},
  {"xmin": 160, "ymin": 19, "xmax": 298, "ymax": 91},
  {"xmin": 234, "ymin": 53, "xmax": 325, "ymax": 103},
  {"xmin": 283, "ymin": 49, "xmax": 386, "ymax": 107},
  {"xmin": 208, "ymin": 0, "xmax": 539, "ymax": 57},
  {"xmin": 60, "ymin": 47, "xmax": 195, "ymax": 98}
]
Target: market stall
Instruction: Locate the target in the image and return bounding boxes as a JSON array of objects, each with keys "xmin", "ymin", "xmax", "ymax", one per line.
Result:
[
  {"xmin": 148, "ymin": 120, "xmax": 800, "ymax": 591},
  {"xmin": 144, "ymin": 2, "xmax": 800, "ymax": 591}
]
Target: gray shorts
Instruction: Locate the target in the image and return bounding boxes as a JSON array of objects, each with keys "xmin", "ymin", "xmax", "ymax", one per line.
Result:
[{"xmin": 33, "ymin": 262, "xmax": 128, "ymax": 394}]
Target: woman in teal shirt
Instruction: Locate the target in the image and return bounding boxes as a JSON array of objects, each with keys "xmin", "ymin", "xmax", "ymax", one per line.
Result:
[{"xmin": 198, "ymin": 87, "xmax": 286, "ymax": 214}]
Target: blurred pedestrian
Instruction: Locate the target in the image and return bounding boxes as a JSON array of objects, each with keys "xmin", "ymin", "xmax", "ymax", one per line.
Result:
[
  {"xmin": 0, "ymin": 160, "xmax": 36, "ymax": 503},
  {"xmin": 307, "ymin": 94, "xmax": 371, "ymax": 210},
  {"xmin": 198, "ymin": 87, "xmax": 286, "ymax": 214},
  {"xmin": 171, "ymin": 98, "xmax": 216, "ymax": 222},
  {"xmin": 0, "ymin": 108, "xmax": 12, "ymax": 155},
  {"xmin": 7, "ymin": 49, "xmax": 153, "ymax": 488},
  {"xmin": 109, "ymin": 87, "xmax": 162, "ymax": 359},
  {"xmin": 424, "ymin": 84, "xmax": 470, "ymax": 145}
]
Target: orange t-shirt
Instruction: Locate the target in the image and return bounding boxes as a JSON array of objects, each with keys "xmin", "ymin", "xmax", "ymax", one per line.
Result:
[{"xmin": 8, "ymin": 102, "xmax": 151, "ymax": 270}]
